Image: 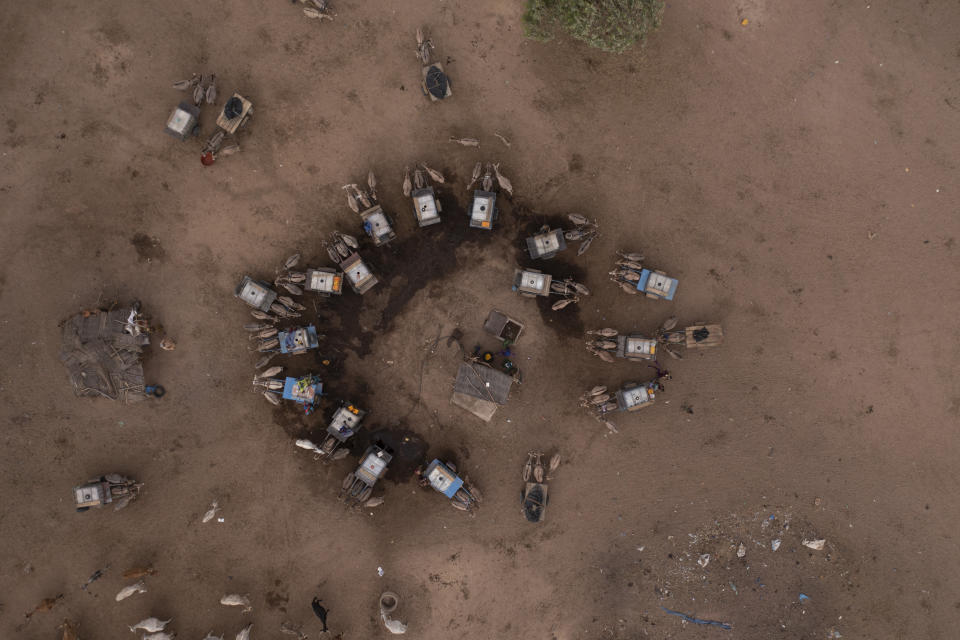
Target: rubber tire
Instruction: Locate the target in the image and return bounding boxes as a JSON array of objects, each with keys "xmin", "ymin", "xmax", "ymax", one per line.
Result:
[{"xmin": 380, "ymin": 591, "xmax": 399, "ymax": 613}]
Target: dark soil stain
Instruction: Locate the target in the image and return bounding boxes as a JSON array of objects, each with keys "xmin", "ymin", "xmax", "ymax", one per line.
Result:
[
  {"xmin": 353, "ymin": 426, "xmax": 429, "ymax": 483},
  {"xmin": 268, "ymin": 364, "xmax": 371, "ymax": 440},
  {"xmin": 265, "ymin": 588, "xmax": 289, "ymax": 612},
  {"xmin": 271, "ymin": 405, "xmax": 313, "ymax": 439},
  {"xmin": 315, "ymin": 291, "xmax": 373, "ymax": 359},
  {"xmin": 531, "ymin": 260, "xmax": 585, "ymax": 337},
  {"xmin": 270, "ymin": 386, "xmax": 426, "ymax": 484},
  {"xmin": 511, "ymin": 210, "xmax": 586, "ymax": 338},
  {"xmin": 316, "ymin": 187, "xmax": 510, "ymax": 358},
  {"xmin": 255, "ymin": 187, "xmax": 561, "ymax": 452},
  {"xmin": 131, "ymin": 233, "xmax": 165, "ymax": 262},
  {"xmin": 366, "ymin": 189, "xmax": 503, "ymax": 330},
  {"xmin": 428, "ymin": 447, "xmax": 460, "ymax": 467}
]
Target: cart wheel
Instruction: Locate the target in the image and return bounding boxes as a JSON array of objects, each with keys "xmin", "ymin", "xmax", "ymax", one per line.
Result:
[
  {"xmin": 357, "ymin": 486, "xmax": 373, "ymax": 503},
  {"xmin": 151, "ymin": 385, "xmax": 166, "ymax": 398},
  {"xmin": 76, "ymin": 506, "xmax": 90, "ymax": 513},
  {"xmin": 331, "ymin": 447, "xmax": 350, "ymax": 461}
]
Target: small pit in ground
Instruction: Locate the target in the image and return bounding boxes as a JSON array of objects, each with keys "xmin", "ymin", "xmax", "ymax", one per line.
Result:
[{"xmin": 131, "ymin": 233, "xmax": 165, "ymax": 262}]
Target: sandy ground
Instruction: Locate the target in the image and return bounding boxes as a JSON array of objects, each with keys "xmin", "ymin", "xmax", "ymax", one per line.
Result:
[{"xmin": 1, "ymin": 0, "xmax": 959, "ymax": 638}]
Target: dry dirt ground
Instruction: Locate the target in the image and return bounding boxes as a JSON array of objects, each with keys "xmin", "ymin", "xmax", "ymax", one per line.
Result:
[{"xmin": 1, "ymin": 1, "xmax": 959, "ymax": 639}]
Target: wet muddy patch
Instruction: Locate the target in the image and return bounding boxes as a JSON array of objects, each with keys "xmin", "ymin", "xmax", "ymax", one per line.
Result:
[
  {"xmin": 314, "ymin": 189, "xmax": 511, "ymax": 359},
  {"xmin": 353, "ymin": 426, "xmax": 429, "ymax": 483},
  {"xmin": 131, "ymin": 233, "xmax": 165, "ymax": 262},
  {"xmin": 511, "ymin": 210, "xmax": 586, "ymax": 338},
  {"xmin": 362, "ymin": 190, "xmax": 503, "ymax": 332},
  {"xmin": 268, "ymin": 362, "xmax": 371, "ymax": 440},
  {"xmin": 270, "ymin": 403, "xmax": 316, "ymax": 439}
]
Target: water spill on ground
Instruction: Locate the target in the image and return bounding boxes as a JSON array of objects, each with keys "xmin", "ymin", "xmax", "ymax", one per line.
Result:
[
  {"xmin": 512, "ymin": 210, "xmax": 586, "ymax": 338},
  {"xmin": 353, "ymin": 426, "xmax": 429, "ymax": 483}
]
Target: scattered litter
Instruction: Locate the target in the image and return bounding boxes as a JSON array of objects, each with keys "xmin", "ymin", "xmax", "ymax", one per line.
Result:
[
  {"xmin": 740, "ymin": 18, "xmax": 748, "ymax": 25},
  {"xmin": 697, "ymin": 554, "xmax": 711, "ymax": 568},
  {"xmin": 636, "ymin": 546, "xmax": 645, "ymax": 552},
  {"xmin": 798, "ymin": 593, "xmax": 810, "ymax": 602},
  {"xmin": 377, "ymin": 566, "xmax": 384, "ymax": 577},
  {"xmin": 217, "ymin": 517, "xmax": 225, "ymax": 523},
  {"xmin": 771, "ymin": 539, "xmax": 781, "ymax": 551},
  {"xmin": 803, "ymin": 539, "xmax": 826, "ymax": 551},
  {"xmin": 660, "ymin": 607, "xmax": 732, "ymax": 630},
  {"xmin": 737, "ymin": 543, "xmax": 746, "ymax": 558},
  {"xmin": 729, "ymin": 581, "xmax": 738, "ymax": 594}
]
